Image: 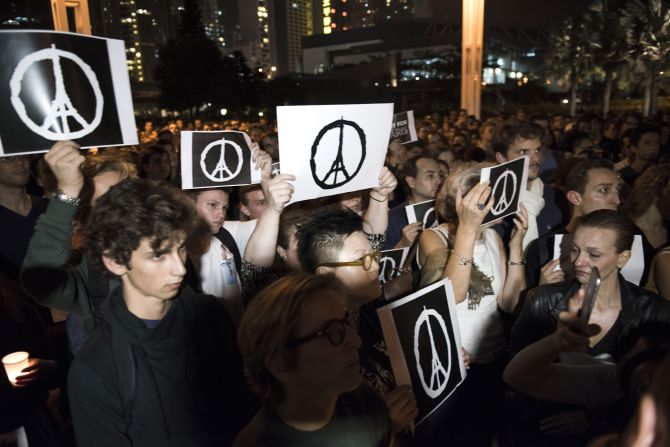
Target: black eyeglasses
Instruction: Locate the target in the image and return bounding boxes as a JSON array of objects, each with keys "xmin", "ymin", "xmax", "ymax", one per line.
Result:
[
  {"xmin": 316, "ymin": 251, "xmax": 381, "ymax": 271},
  {"xmin": 286, "ymin": 311, "xmax": 357, "ymax": 349}
]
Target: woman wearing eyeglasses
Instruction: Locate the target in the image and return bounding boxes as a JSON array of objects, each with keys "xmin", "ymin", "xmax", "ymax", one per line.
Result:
[{"xmin": 234, "ymin": 274, "xmax": 392, "ymax": 447}]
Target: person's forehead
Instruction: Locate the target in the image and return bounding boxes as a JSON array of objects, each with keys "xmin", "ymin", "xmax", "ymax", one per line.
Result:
[
  {"xmin": 416, "ymin": 158, "xmax": 438, "ymax": 172},
  {"xmin": 246, "ymin": 189, "xmax": 265, "ymax": 201},
  {"xmin": 136, "ymin": 233, "xmax": 186, "ymax": 254},
  {"xmin": 340, "ymin": 231, "xmax": 371, "ymax": 254},
  {"xmin": 508, "ymin": 137, "xmax": 542, "ymax": 152},
  {"xmin": 296, "ymin": 290, "xmax": 346, "ymax": 334},
  {"xmin": 574, "ymin": 226, "xmax": 616, "ymax": 248},
  {"xmin": 198, "ymin": 189, "xmax": 229, "ymax": 203},
  {"xmin": 640, "ymin": 132, "xmax": 660, "ymax": 141},
  {"xmin": 586, "ymin": 168, "xmax": 618, "ymax": 186}
]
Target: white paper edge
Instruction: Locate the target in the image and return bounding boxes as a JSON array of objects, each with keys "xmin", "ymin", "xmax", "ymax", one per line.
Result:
[
  {"xmin": 376, "ymin": 278, "xmax": 467, "ymax": 427},
  {"xmin": 407, "ymin": 110, "xmax": 418, "ymax": 142},
  {"xmin": 180, "ymin": 131, "xmax": 194, "ymax": 189},
  {"xmin": 107, "ymin": 38, "xmax": 138, "ymax": 145},
  {"xmin": 405, "ymin": 199, "xmax": 435, "ymax": 224}
]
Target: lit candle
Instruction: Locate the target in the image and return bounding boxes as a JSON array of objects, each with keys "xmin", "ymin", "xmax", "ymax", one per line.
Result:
[{"xmin": 2, "ymin": 352, "xmax": 30, "ymax": 387}]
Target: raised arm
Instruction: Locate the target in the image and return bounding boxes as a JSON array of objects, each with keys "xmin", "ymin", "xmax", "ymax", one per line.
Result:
[
  {"xmin": 499, "ymin": 204, "xmax": 529, "ymax": 313},
  {"xmin": 363, "ymin": 166, "xmax": 397, "ymax": 235},
  {"xmin": 442, "ymin": 182, "xmax": 492, "ymax": 304},
  {"xmin": 243, "ymin": 146, "xmax": 294, "ymax": 267},
  {"xmin": 21, "ymin": 141, "xmax": 88, "ymax": 312}
]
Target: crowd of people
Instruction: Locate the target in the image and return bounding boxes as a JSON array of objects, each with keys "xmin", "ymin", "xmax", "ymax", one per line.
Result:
[{"xmin": 1, "ymin": 107, "xmax": 669, "ymax": 447}]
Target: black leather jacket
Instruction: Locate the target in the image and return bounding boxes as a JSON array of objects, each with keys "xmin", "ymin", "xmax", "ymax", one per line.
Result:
[{"xmin": 510, "ymin": 275, "xmax": 670, "ymax": 358}]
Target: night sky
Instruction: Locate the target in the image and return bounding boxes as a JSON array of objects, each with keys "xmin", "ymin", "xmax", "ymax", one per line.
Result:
[{"xmin": 430, "ymin": 0, "xmax": 589, "ymax": 31}]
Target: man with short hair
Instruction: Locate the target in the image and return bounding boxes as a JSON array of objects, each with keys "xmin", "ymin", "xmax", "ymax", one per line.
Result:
[
  {"xmin": 525, "ymin": 159, "xmax": 654, "ymax": 288},
  {"xmin": 493, "ymin": 122, "xmax": 569, "ymax": 250},
  {"xmin": 238, "ymin": 184, "xmax": 266, "ymax": 221},
  {"xmin": 618, "ymin": 125, "xmax": 660, "ymax": 186},
  {"xmin": 67, "ymin": 179, "xmax": 254, "ymax": 446},
  {"xmin": 383, "ymin": 154, "xmax": 442, "ymax": 249}
]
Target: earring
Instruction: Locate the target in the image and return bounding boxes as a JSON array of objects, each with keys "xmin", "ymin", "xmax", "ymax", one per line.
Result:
[{"xmin": 617, "ymin": 264, "xmax": 622, "ymax": 269}]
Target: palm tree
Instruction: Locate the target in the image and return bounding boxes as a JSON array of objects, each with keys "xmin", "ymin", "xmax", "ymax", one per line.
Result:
[
  {"xmin": 584, "ymin": 0, "xmax": 632, "ymax": 115},
  {"xmin": 544, "ymin": 17, "xmax": 594, "ymax": 116},
  {"xmin": 620, "ymin": 0, "xmax": 670, "ymax": 116}
]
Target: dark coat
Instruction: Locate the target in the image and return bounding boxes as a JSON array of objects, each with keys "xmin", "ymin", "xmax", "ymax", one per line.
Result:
[{"xmin": 68, "ymin": 284, "xmax": 256, "ymax": 447}]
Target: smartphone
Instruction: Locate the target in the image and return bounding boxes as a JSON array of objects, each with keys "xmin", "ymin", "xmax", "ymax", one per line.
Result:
[{"xmin": 579, "ymin": 267, "xmax": 601, "ymax": 327}]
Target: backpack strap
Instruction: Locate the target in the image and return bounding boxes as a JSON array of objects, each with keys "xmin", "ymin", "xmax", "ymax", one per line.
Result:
[
  {"xmin": 103, "ymin": 321, "xmax": 136, "ymax": 433},
  {"xmin": 215, "ymin": 227, "xmax": 242, "ymax": 270}
]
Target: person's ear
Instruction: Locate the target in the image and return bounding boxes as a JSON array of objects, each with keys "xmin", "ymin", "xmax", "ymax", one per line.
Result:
[
  {"xmin": 495, "ymin": 152, "xmax": 508, "ymax": 164},
  {"xmin": 265, "ymin": 356, "xmax": 293, "ymax": 384},
  {"xmin": 239, "ymin": 204, "xmax": 251, "ymax": 218},
  {"xmin": 276, "ymin": 246, "xmax": 288, "ymax": 261},
  {"xmin": 617, "ymin": 250, "xmax": 632, "ymax": 270},
  {"xmin": 405, "ymin": 176, "xmax": 416, "ymax": 190},
  {"xmin": 102, "ymin": 253, "xmax": 128, "ymax": 276},
  {"xmin": 567, "ymin": 190, "xmax": 582, "ymax": 207}
]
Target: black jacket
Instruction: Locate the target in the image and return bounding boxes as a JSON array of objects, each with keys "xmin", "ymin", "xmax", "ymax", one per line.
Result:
[
  {"xmin": 68, "ymin": 284, "xmax": 256, "ymax": 447},
  {"xmin": 510, "ymin": 276, "xmax": 670, "ymax": 358}
]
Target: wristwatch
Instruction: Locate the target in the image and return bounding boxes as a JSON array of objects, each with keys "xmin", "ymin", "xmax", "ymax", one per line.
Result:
[{"xmin": 52, "ymin": 189, "xmax": 82, "ymax": 206}]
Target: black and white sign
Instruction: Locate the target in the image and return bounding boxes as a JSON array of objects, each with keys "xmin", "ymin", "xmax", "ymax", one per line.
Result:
[
  {"xmin": 271, "ymin": 162, "xmax": 280, "ymax": 178},
  {"xmin": 479, "ymin": 156, "xmax": 529, "ymax": 225},
  {"xmin": 0, "ymin": 30, "xmax": 137, "ymax": 156},
  {"xmin": 552, "ymin": 234, "xmax": 645, "ymax": 285},
  {"xmin": 390, "ymin": 110, "xmax": 417, "ymax": 144},
  {"xmin": 379, "ymin": 247, "xmax": 410, "ymax": 284},
  {"xmin": 377, "ymin": 279, "xmax": 466, "ymax": 426},
  {"xmin": 277, "ymin": 103, "xmax": 393, "ymax": 204},
  {"xmin": 180, "ymin": 131, "xmax": 261, "ymax": 189},
  {"xmin": 406, "ymin": 199, "xmax": 438, "ymax": 229}
]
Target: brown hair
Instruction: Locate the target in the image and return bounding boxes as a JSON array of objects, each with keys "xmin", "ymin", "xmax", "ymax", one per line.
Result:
[{"xmin": 237, "ymin": 274, "xmax": 348, "ymax": 401}]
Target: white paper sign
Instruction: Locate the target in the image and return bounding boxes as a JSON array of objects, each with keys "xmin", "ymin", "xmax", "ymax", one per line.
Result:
[
  {"xmin": 0, "ymin": 30, "xmax": 137, "ymax": 155},
  {"xmin": 552, "ymin": 234, "xmax": 645, "ymax": 285},
  {"xmin": 180, "ymin": 131, "xmax": 261, "ymax": 189},
  {"xmin": 277, "ymin": 103, "xmax": 393, "ymax": 204},
  {"xmin": 405, "ymin": 199, "xmax": 438, "ymax": 229},
  {"xmin": 377, "ymin": 278, "xmax": 466, "ymax": 426},
  {"xmin": 391, "ymin": 110, "xmax": 418, "ymax": 144}
]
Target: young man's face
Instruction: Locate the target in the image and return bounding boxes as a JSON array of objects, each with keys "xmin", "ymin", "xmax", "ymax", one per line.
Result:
[
  {"xmin": 633, "ymin": 132, "xmax": 660, "ymax": 162},
  {"xmin": 240, "ymin": 189, "xmax": 266, "ymax": 220},
  {"xmin": 195, "ymin": 190, "xmax": 229, "ymax": 234},
  {"xmin": 0, "ymin": 155, "xmax": 30, "ymax": 187},
  {"xmin": 106, "ymin": 234, "xmax": 188, "ymax": 303},
  {"xmin": 407, "ymin": 157, "xmax": 441, "ymax": 202},
  {"xmin": 501, "ymin": 137, "xmax": 544, "ymax": 181},
  {"xmin": 570, "ymin": 168, "xmax": 621, "ymax": 215}
]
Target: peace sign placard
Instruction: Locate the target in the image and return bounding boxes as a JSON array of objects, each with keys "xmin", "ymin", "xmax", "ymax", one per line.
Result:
[
  {"xmin": 406, "ymin": 199, "xmax": 438, "ymax": 229},
  {"xmin": 277, "ymin": 103, "xmax": 393, "ymax": 204},
  {"xmin": 0, "ymin": 30, "xmax": 137, "ymax": 156},
  {"xmin": 180, "ymin": 131, "xmax": 261, "ymax": 189},
  {"xmin": 479, "ymin": 156, "xmax": 529, "ymax": 225},
  {"xmin": 378, "ymin": 247, "xmax": 410, "ymax": 284},
  {"xmin": 377, "ymin": 279, "xmax": 466, "ymax": 427}
]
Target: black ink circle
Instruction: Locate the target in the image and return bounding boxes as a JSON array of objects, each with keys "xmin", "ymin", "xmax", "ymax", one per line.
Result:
[{"xmin": 310, "ymin": 118, "xmax": 366, "ymax": 190}]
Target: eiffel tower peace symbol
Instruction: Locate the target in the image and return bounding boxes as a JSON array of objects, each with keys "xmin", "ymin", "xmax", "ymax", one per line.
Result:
[
  {"xmin": 414, "ymin": 306, "xmax": 451, "ymax": 399},
  {"xmin": 9, "ymin": 44, "xmax": 104, "ymax": 140},
  {"xmin": 200, "ymin": 137, "xmax": 244, "ymax": 182},
  {"xmin": 491, "ymin": 169, "xmax": 518, "ymax": 216},
  {"xmin": 310, "ymin": 117, "xmax": 366, "ymax": 189}
]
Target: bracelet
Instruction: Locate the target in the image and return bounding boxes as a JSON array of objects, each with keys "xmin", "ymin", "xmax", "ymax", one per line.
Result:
[
  {"xmin": 448, "ymin": 249, "xmax": 473, "ymax": 266},
  {"xmin": 369, "ymin": 192, "xmax": 388, "ymax": 203},
  {"xmin": 52, "ymin": 189, "xmax": 81, "ymax": 206},
  {"xmin": 507, "ymin": 260, "xmax": 526, "ymax": 266}
]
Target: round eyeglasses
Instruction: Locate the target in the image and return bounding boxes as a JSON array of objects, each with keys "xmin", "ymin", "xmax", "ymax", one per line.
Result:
[
  {"xmin": 316, "ymin": 250, "xmax": 381, "ymax": 271},
  {"xmin": 286, "ymin": 311, "xmax": 357, "ymax": 349}
]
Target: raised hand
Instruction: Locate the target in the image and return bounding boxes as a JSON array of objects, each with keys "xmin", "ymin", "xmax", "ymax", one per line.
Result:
[
  {"xmin": 455, "ymin": 181, "xmax": 493, "ymax": 231},
  {"xmin": 44, "ymin": 141, "xmax": 85, "ymax": 198}
]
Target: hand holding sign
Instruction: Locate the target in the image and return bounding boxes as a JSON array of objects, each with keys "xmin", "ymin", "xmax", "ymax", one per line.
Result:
[
  {"xmin": 371, "ymin": 166, "xmax": 397, "ymax": 200},
  {"xmin": 456, "ymin": 181, "xmax": 493, "ymax": 231},
  {"xmin": 44, "ymin": 140, "xmax": 85, "ymax": 198},
  {"xmin": 479, "ymin": 157, "xmax": 529, "ymax": 225}
]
